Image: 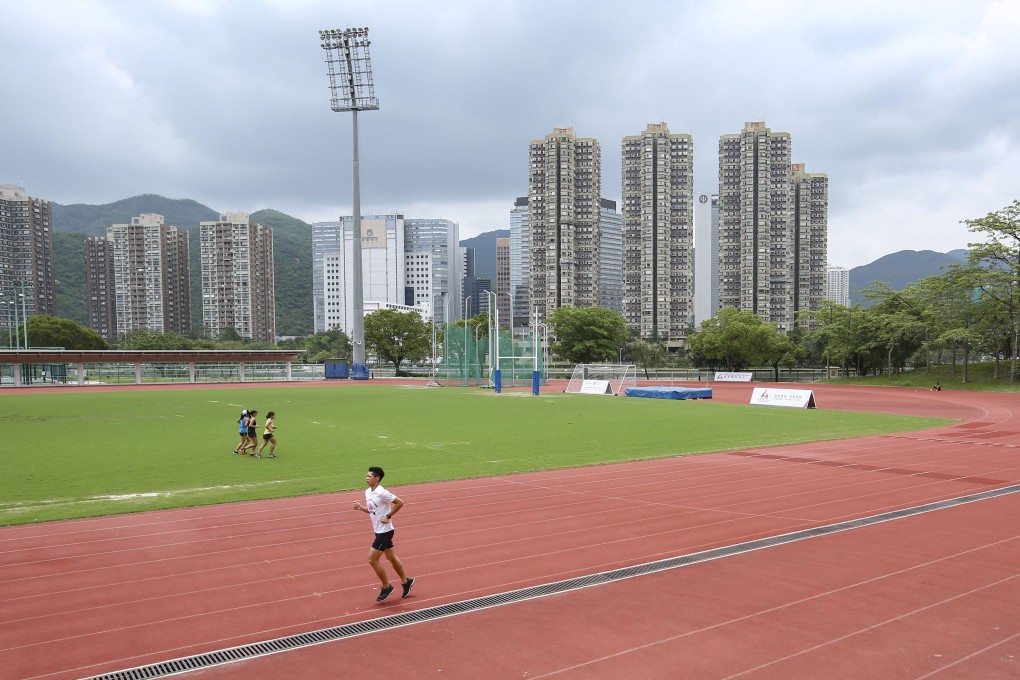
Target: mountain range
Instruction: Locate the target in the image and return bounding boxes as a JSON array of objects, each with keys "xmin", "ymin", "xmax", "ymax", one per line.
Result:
[
  {"xmin": 49, "ymin": 195, "xmax": 967, "ymax": 336},
  {"xmin": 848, "ymin": 249, "xmax": 968, "ymax": 305}
]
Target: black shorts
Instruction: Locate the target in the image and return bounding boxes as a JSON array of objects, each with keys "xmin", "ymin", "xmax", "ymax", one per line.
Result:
[
  {"xmin": 263, "ymin": 433, "xmax": 273, "ymax": 441},
  {"xmin": 247, "ymin": 427, "xmax": 257, "ymax": 437},
  {"xmin": 372, "ymin": 530, "xmax": 395, "ymax": 551}
]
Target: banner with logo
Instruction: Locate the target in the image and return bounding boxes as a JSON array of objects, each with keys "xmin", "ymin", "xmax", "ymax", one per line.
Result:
[
  {"xmin": 750, "ymin": 387, "xmax": 816, "ymax": 409},
  {"xmin": 714, "ymin": 372, "xmax": 754, "ymax": 382},
  {"xmin": 580, "ymin": 379, "xmax": 613, "ymax": 395}
]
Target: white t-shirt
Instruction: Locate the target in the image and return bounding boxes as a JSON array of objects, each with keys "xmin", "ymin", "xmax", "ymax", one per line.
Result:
[{"xmin": 365, "ymin": 484, "xmax": 397, "ymax": 534}]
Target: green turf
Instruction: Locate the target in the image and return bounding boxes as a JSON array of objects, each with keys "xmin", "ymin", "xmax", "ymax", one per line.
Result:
[
  {"xmin": 3, "ymin": 385, "xmax": 953, "ymax": 526},
  {"xmin": 823, "ymin": 361, "xmax": 1020, "ymax": 392}
]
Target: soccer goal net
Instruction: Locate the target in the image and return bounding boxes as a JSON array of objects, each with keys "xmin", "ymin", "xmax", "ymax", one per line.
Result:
[{"xmin": 564, "ymin": 364, "xmax": 637, "ymax": 396}]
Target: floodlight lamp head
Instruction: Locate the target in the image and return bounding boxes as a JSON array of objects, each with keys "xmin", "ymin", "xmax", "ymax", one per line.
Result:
[{"xmin": 319, "ymin": 25, "xmax": 380, "ymax": 112}]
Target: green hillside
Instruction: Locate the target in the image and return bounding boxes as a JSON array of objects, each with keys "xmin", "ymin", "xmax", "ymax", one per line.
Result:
[
  {"xmin": 51, "ymin": 194, "xmax": 220, "ymax": 236},
  {"xmin": 51, "ymin": 195, "xmax": 312, "ymax": 336}
]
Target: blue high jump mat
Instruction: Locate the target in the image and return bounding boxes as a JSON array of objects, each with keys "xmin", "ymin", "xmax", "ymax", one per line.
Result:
[{"xmin": 624, "ymin": 386, "xmax": 713, "ymax": 400}]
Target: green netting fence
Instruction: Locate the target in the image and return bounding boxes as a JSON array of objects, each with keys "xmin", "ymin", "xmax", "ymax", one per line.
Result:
[{"xmin": 437, "ymin": 323, "xmax": 546, "ymax": 387}]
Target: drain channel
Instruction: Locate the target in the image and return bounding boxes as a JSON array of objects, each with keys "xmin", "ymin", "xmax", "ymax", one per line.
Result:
[{"xmin": 84, "ymin": 483, "xmax": 1020, "ymax": 680}]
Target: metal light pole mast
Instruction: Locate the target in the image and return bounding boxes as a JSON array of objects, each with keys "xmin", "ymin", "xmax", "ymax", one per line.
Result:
[
  {"xmin": 18, "ymin": 281, "xmax": 28, "ymax": 349},
  {"xmin": 319, "ymin": 27, "xmax": 379, "ymax": 380}
]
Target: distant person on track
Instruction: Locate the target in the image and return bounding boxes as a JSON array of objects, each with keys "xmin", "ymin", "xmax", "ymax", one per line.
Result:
[
  {"xmin": 246, "ymin": 410, "xmax": 259, "ymax": 457},
  {"xmin": 256, "ymin": 411, "xmax": 278, "ymax": 458},
  {"xmin": 233, "ymin": 410, "xmax": 249, "ymax": 454},
  {"xmin": 353, "ymin": 466, "xmax": 415, "ymax": 602},
  {"xmin": 931, "ymin": 382, "xmax": 942, "ymax": 392}
]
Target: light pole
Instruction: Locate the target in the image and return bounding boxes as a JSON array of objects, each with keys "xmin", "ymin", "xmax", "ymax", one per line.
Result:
[
  {"xmin": 497, "ymin": 291, "xmax": 513, "ymax": 382},
  {"xmin": 537, "ymin": 321, "xmax": 549, "ymax": 382},
  {"xmin": 486, "ymin": 290, "xmax": 500, "ymax": 390},
  {"xmin": 427, "ymin": 292, "xmax": 444, "ymax": 387},
  {"xmin": 319, "ymin": 27, "xmax": 379, "ymax": 380},
  {"xmin": 17, "ymin": 282, "xmax": 28, "ymax": 349},
  {"xmin": 3, "ymin": 296, "xmax": 14, "ymax": 349},
  {"xmin": 462, "ymin": 295, "xmax": 472, "ymax": 379}
]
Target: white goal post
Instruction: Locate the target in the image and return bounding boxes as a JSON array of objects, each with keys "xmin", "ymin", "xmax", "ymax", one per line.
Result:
[{"xmin": 564, "ymin": 364, "xmax": 637, "ymax": 396}]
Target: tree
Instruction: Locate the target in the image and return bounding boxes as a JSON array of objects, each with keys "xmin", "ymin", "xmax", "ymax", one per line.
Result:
[
  {"xmin": 120, "ymin": 329, "xmax": 194, "ymax": 350},
  {"xmin": 689, "ymin": 307, "xmax": 777, "ymax": 370},
  {"xmin": 24, "ymin": 315, "xmax": 108, "ymax": 350},
  {"xmin": 963, "ymin": 199, "xmax": 1020, "ymax": 381},
  {"xmin": 217, "ymin": 327, "xmax": 242, "ymax": 342},
  {"xmin": 363, "ymin": 308, "xmax": 431, "ymax": 373},
  {"xmin": 278, "ymin": 328, "xmax": 352, "ymax": 364},
  {"xmin": 803, "ymin": 301, "xmax": 857, "ymax": 372},
  {"xmin": 625, "ymin": 339, "xmax": 666, "ymax": 379},
  {"xmin": 761, "ymin": 331, "xmax": 804, "ymax": 382},
  {"xmin": 547, "ymin": 307, "xmax": 628, "ymax": 364}
]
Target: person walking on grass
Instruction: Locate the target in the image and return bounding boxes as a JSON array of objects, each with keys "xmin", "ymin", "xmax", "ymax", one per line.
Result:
[
  {"xmin": 233, "ymin": 410, "xmax": 249, "ymax": 454},
  {"xmin": 256, "ymin": 411, "xmax": 278, "ymax": 458},
  {"xmin": 353, "ymin": 466, "xmax": 415, "ymax": 602}
]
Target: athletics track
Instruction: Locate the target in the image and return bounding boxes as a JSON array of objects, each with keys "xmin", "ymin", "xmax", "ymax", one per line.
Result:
[{"xmin": 2, "ymin": 381, "xmax": 1020, "ymax": 679}]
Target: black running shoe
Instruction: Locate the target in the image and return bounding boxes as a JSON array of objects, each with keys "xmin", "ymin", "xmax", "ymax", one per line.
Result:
[
  {"xmin": 376, "ymin": 585, "xmax": 394, "ymax": 602},
  {"xmin": 401, "ymin": 577, "xmax": 415, "ymax": 598}
]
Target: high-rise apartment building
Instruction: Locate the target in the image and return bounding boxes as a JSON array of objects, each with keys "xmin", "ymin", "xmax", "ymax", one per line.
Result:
[
  {"xmin": 528, "ymin": 127, "xmax": 601, "ymax": 321},
  {"xmin": 84, "ymin": 236, "xmax": 117, "ymax": 339},
  {"xmin": 825, "ymin": 265, "xmax": 850, "ymax": 307},
  {"xmin": 718, "ymin": 121, "xmax": 827, "ymax": 331},
  {"xmin": 200, "ymin": 211, "xmax": 275, "ymax": 342},
  {"xmin": 509, "ymin": 197, "xmax": 530, "ymax": 324},
  {"xmin": 312, "ymin": 215, "xmax": 405, "ymax": 335},
  {"xmin": 693, "ymin": 193, "xmax": 720, "ymax": 327},
  {"xmin": 621, "ymin": 123, "xmax": 694, "ymax": 346},
  {"xmin": 404, "ymin": 218, "xmax": 461, "ymax": 325},
  {"xmin": 106, "ymin": 214, "xmax": 191, "ymax": 337},
  {"xmin": 0, "ymin": 185, "xmax": 55, "ymax": 329},
  {"xmin": 793, "ymin": 164, "xmax": 829, "ymax": 321}
]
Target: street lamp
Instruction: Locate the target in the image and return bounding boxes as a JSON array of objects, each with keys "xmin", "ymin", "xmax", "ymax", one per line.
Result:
[{"xmin": 319, "ymin": 27, "xmax": 379, "ymax": 380}]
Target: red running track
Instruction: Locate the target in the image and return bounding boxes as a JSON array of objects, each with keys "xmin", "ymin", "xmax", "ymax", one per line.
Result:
[{"xmin": 2, "ymin": 383, "xmax": 1019, "ymax": 679}]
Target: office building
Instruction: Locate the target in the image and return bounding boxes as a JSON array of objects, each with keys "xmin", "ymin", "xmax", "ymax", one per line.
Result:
[
  {"xmin": 106, "ymin": 214, "xmax": 191, "ymax": 337},
  {"xmin": 508, "ymin": 197, "xmax": 530, "ymax": 324},
  {"xmin": 694, "ymin": 193, "xmax": 720, "ymax": 327},
  {"xmin": 312, "ymin": 215, "xmax": 405, "ymax": 335},
  {"xmin": 0, "ymin": 185, "xmax": 55, "ymax": 330},
  {"xmin": 599, "ymin": 198, "xmax": 623, "ymax": 315},
  {"xmin": 495, "ymin": 237, "xmax": 511, "ymax": 325},
  {"xmin": 621, "ymin": 123, "xmax": 694, "ymax": 347},
  {"xmin": 200, "ymin": 211, "xmax": 275, "ymax": 343},
  {"xmin": 718, "ymin": 121, "xmax": 827, "ymax": 331},
  {"xmin": 404, "ymin": 218, "xmax": 460, "ymax": 325},
  {"xmin": 528, "ymin": 127, "xmax": 601, "ymax": 321}
]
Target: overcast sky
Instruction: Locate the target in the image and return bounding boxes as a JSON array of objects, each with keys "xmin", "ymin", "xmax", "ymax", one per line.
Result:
[{"xmin": 3, "ymin": 0, "xmax": 1019, "ymax": 267}]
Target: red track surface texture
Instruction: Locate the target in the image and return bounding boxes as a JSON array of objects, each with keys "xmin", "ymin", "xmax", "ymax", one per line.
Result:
[{"xmin": 3, "ymin": 383, "xmax": 1020, "ymax": 679}]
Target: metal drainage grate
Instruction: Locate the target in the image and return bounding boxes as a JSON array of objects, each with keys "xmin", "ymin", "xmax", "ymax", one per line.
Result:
[{"xmin": 85, "ymin": 483, "xmax": 1020, "ymax": 680}]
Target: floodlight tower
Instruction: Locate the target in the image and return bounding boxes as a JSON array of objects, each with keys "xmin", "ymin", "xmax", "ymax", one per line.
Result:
[{"xmin": 319, "ymin": 27, "xmax": 379, "ymax": 380}]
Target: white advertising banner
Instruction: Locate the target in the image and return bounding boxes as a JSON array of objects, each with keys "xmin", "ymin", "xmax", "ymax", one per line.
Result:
[
  {"xmin": 580, "ymin": 379, "xmax": 613, "ymax": 395},
  {"xmin": 750, "ymin": 387, "xmax": 817, "ymax": 409},
  {"xmin": 714, "ymin": 372, "xmax": 754, "ymax": 382}
]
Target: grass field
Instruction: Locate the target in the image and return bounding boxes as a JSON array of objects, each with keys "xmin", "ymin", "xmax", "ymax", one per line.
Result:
[
  {"xmin": 825, "ymin": 361, "xmax": 1020, "ymax": 392},
  {"xmin": 3, "ymin": 384, "xmax": 954, "ymax": 526}
]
